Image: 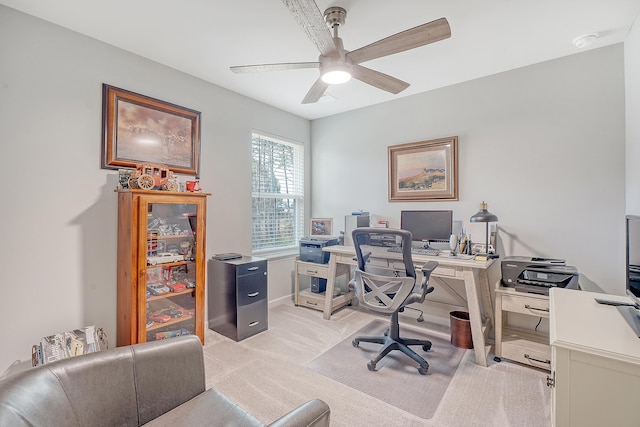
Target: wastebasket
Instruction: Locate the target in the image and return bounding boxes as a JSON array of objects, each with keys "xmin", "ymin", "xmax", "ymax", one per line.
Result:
[{"xmin": 449, "ymin": 311, "xmax": 473, "ymax": 349}]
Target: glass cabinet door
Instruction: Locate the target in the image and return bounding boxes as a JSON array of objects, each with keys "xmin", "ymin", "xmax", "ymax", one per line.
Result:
[{"xmin": 142, "ymin": 201, "xmax": 199, "ymax": 342}]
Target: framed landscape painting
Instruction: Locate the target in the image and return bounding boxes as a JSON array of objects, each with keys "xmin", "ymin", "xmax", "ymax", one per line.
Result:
[
  {"xmin": 101, "ymin": 84, "xmax": 201, "ymax": 176},
  {"xmin": 388, "ymin": 136, "xmax": 458, "ymax": 201}
]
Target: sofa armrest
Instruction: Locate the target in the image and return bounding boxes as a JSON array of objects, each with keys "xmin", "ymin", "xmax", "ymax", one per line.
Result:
[{"xmin": 268, "ymin": 399, "xmax": 330, "ymax": 427}]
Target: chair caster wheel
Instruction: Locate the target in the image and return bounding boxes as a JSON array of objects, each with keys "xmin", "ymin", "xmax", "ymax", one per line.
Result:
[
  {"xmin": 418, "ymin": 365, "xmax": 429, "ymax": 375},
  {"xmin": 352, "ymin": 339, "xmax": 359, "ymax": 348},
  {"xmin": 367, "ymin": 361, "xmax": 377, "ymax": 371},
  {"xmin": 422, "ymin": 343, "xmax": 432, "ymax": 352}
]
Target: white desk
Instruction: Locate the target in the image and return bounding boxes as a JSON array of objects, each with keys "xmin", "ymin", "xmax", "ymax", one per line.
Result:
[
  {"xmin": 550, "ymin": 288, "xmax": 640, "ymax": 427},
  {"xmin": 322, "ymin": 245, "xmax": 496, "ymax": 367}
]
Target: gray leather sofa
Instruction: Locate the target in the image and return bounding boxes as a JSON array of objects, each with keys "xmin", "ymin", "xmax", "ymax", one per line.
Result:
[{"xmin": 0, "ymin": 335, "xmax": 330, "ymax": 426}]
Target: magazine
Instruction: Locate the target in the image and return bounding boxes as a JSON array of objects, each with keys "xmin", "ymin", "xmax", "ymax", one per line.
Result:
[
  {"xmin": 40, "ymin": 333, "xmax": 69, "ymax": 364},
  {"xmin": 34, "ymin": 325, "xmax": 105, "ymax": 366},
  {"xmin": 65, "ymin": 326, "xmax": 100, "ymax": 356}
]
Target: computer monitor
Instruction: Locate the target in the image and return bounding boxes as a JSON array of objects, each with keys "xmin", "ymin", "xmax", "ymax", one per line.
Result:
[
  {"xmin": 619, "ymin": 215, "xmax": 640, "ymax": 337},
  {"xmin": 400, "ymin": 210, "xmax": 453, "ymax": 244}
]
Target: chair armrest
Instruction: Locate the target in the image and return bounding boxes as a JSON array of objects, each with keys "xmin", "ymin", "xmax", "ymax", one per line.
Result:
[
  {"xmin": 268, "ymin": 399, "xmax": 330, "ymax": 427},
  {"xmin": 418, "ymin": 261, "xmax": 438, "ymax": 301},
  {"xmin": 420, "ymin": 261, "xmax": 438, "ymax": 279}
]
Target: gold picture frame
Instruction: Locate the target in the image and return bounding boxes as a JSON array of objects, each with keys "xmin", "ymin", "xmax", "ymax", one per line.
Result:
[
  {"xmin": 310, "ymin": 218, "xmax": 333, "ymax": 238},
  {"xmin": 101, "ymin": 84, "xmax": 201, "ymax": 176},
  {"xmin": 388, "ymin": 136, "xmax": 458, "ymax": 202}
]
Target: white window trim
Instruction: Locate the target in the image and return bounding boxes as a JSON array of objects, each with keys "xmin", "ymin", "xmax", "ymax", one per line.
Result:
[{"xmin": 251, "ymin": 131, "xmax": 304, "ymax": 254}]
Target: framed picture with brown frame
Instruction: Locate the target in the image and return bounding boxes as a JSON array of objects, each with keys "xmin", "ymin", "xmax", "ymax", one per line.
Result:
[
  {"xmin": 388, "ymin": 136, "xmax": 458, "ymax": 202},
  {"xmin": 101, "ymin": 84, "xmax": 201, "ymax": 176}
]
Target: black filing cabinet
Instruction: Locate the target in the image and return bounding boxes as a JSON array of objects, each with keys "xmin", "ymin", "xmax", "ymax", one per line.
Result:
[{"xmin": 208, "ymin": 256, "xmax": 268, "ymax": 341}]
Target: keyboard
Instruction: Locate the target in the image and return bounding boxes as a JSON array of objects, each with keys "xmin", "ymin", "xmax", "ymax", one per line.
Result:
[{"xmin": 387, "ymin": 246, "xmax": 441, "ymax": 256}]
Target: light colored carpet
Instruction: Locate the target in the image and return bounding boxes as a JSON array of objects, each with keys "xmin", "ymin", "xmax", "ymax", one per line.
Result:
[
  {"xmin": 203, "ymin": 301, "xmax": 551, "ymax": 427},
  {"xmin": 308, "ymin": 319, "xmax": 465, "ymax": 419}
]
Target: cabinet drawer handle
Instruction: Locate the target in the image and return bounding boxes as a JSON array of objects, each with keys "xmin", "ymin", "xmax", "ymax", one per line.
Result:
[
  {"xmin": 306, "ymin": 300, "xmax": 318, "ymax": 306},
  {"xmin": 524, "ymin": 304, "xmax": 549, "ymax": 313},
  {"xmin": 247, "ymin": 292, "xmax": 259, "ymax": 297},
  {"xmin": 249, "ymin": 321, "xmax": 260, "ymax": 327},
  {"xmin": 524, "ymin": 354, "xmax": 550, "ymax": 365},
  {"xmin": 306, "ymin": 270, "xmax": 318, "ymax": 275},
  {"xmin": 247, "ymin": 266, "xmax": 259, "ymax": 271}
]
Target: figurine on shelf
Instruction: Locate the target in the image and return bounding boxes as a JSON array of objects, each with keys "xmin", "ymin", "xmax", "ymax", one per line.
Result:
[
  {"xmin": 128, "ymin": 163, "xmax": 178, "ymax": 191},
  {"xmin": 185, "ymin": 179, "xmax": 202, "ymax": 192},
  {"xmin": 179, "ymin": 241, "xmax": 192, "ymax": 256},
  {"xmin": 117, "ymin": 169, "xmax": 132, "ymax": 190}
]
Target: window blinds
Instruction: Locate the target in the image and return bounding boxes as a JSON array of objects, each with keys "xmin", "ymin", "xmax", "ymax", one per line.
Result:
[{"xmin": 251, "ymin": 132, "xmax": 304, "ymax": 251}]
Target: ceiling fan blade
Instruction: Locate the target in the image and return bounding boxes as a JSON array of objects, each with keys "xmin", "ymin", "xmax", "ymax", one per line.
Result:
[
  {"xmin": 347, "ymin": 17, "xmax": 451, "ymax": 64},
  {"xmin": 230, "ymin": 62, "xmax": 319, "ymax": 73},
  {"xmin": 351, "ymin": 65, "xmax": 410, "ymax": 94},
  {"xmin": 281, "ymin": 0, "xmax": 336, "ymax": 56},
  {"xmin": 301, "ymin": 78, "xmax": 329, "ymax": 104}
]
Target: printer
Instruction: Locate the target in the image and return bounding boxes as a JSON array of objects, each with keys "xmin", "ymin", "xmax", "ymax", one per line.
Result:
[
  {"xmin": 501, "ymin": 256, "xmax": 579, "ymax": 295},
  {"xmin": 299, "ymin": 237, "xmax": 339, "ymax": 264}
]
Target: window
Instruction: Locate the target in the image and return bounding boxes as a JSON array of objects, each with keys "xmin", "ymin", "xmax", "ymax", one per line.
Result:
[{"xmin": 251, "ymin": 132, "xmax": 304, "ymax": 252}]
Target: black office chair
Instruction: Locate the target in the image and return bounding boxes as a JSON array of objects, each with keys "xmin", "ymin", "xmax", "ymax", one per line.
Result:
[{"xmin": 350, "ymin": 228, "xmax": 438, "ymax": 375}]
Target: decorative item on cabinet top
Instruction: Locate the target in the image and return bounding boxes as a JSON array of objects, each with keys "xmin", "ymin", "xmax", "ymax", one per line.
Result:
[
  {"xmin": 116, "ymin": 163, "xmax": 206, "ymax": 193},
  {"xmin": 128, "ymin": 163, "xmax": 177, "ymax": 191}
]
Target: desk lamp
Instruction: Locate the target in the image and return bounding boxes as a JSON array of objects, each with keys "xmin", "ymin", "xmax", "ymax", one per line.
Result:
[{"xmin": 470, "ymin": 201, "xmax": 499, "ymax": 259}]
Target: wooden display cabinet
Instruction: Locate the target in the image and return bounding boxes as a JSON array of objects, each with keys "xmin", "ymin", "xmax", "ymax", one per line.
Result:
[{"xmin": 116, "ymin": 189, "xmax": 209, "ymax": 346}]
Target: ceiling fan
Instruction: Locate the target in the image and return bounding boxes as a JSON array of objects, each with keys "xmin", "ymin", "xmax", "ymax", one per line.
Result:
[{"xmin": 230, "ymin": 0, "xmax": 451, "ymax": 104}]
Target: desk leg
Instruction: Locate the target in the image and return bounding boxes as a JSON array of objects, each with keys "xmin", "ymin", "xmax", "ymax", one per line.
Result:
[
  {"xmin": 463, "ymin": 268, "xmax": 489, "ymax": 367},
  {"xmin": 294, "ymin": 262, "xmax": 300, "ymax": 306},
  {"xmin": 323, "ymin": 254, "xmax": 338, "ymax": 320},
  {"xmin": 494, "ymin": 291, "xmax": 503, "ymax": 358},
  {"xmin": 478, "ymin": 269, "xmax": 494, "ymax": 331}
]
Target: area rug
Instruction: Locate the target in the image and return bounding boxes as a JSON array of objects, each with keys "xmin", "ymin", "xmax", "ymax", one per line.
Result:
[{"xmin": 307, "ymin": 319, "xmax": 467, "ymax": 419}]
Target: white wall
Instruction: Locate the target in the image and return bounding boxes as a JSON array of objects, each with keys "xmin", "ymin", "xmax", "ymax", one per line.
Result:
[
  {"xmin": 0, "ymin": 6, "xmax": 310, "ymax": 373},
  {"xmin": 626, "ymin": 15, "xmax": 640, "ymax": 214},
  {"xmin": 311, "ymin": 45, "xmax": 626, "ymax": 296}
]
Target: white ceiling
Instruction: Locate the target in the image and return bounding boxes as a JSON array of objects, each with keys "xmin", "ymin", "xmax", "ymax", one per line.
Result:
[{"xmin": 2, "ymin": 0, "xmax": 639, "ymax": 120}]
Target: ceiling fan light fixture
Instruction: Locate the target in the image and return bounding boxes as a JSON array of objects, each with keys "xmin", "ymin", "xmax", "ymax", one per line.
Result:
[
  {"xmin": 321, "ymin": 67, "xmax": 352, "ymax": 84},
  {"xmin": 232, "ymin": 3, "xmax": 451, "ymax": 103}
]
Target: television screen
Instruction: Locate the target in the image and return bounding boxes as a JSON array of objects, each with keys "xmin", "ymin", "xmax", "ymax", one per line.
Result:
[
  {"xmin": 626, "ymin": 215, "xmax": 640, "ymax": 304},
  {"xmin": 400, "ymin": 210, "xmax": 453, "ymax": 242},
  {"xmin": 619, "ymin": 215, "xmax": 640, "ymax": 338}
]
